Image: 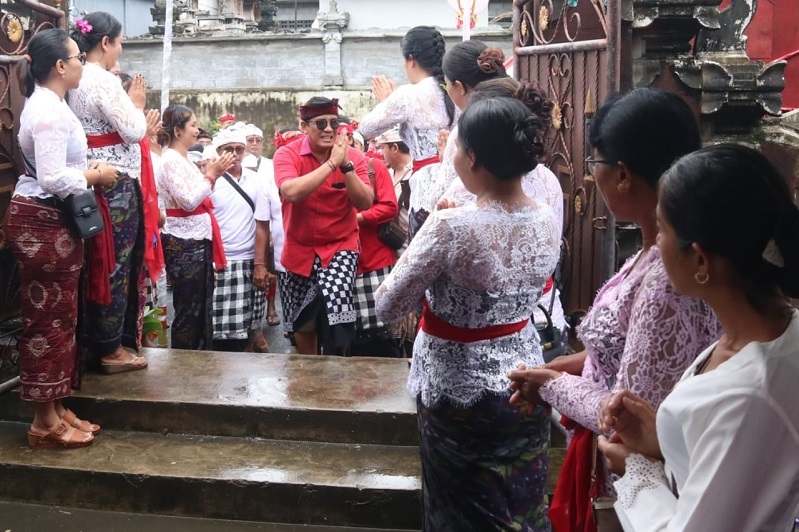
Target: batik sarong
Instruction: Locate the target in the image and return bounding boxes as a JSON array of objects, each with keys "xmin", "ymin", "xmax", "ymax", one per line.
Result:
[
  {"xmin": 162, "ymin": 233, "xmax": 214, "ymax": 350},
  {"xmin": 279, "ymin": 250, "xmax": 358, "ymax": 352},
  {"xmin": 82, "ymin": 175, "xmax": 144, "ymax": 358},
  {"xmin": 6, "ymin": 197, "xmax": 83, "ymax": 401},
  {"xmin": 212, "ymin": 259, "xmax": 266, "ymax": 340},
  {"xmin": 417, "ymin": 393, "xmax": 551, "ymax": 532}
]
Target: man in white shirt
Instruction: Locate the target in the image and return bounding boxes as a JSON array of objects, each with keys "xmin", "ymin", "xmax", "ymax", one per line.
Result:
[
  {"xmin": 374, "ymin": 126, "xmax": 412, "ymax": 256},
  {"xmin": 210, "ymin": 126, "xmax": 268, "ymax": 352}
]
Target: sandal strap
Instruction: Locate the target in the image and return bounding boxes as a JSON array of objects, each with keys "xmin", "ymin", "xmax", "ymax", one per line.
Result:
[{"xmin": 49, "ymin": 418, "xmax": 90, "ymax": 443}]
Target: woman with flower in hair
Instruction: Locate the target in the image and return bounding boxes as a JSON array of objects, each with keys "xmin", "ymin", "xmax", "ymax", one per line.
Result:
[
  {"xmin": 359, "ymin": 25, "xmax": 455, "ymax": 239},
  {"xmin": 6, "ymin": 28, "xmax": 118, "ymax": 448},
  {"xmin": 69, "ymin": 12, "xmax": 153, "ymax": 373}
]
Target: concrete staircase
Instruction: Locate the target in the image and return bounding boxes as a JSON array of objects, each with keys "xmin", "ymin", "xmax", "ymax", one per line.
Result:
[{"xmin": 0, "ymin": 349, "xmax": 421, "ymax": 530}]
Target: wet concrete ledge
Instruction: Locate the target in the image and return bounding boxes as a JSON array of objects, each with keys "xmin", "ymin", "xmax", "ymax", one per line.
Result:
[
  {"xmin": 0, "ymin": 501, "xmax": 417, "ymax": 532},
  {"xmin": 0, "ymin": 421, "xmax": 422, "ymax": 529},
  {"xmin": 0, "ymin": 349, "xmax": 419, "ymax": 445}
]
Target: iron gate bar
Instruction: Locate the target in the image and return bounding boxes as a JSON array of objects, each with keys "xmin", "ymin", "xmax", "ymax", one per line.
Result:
[
  {"xmin": 516, "ymin": 38, "xmax": 607, "ymax": 55},
  {"xmin": 14, "ymin": 0, "xmax": 65, "ymax": 25}
]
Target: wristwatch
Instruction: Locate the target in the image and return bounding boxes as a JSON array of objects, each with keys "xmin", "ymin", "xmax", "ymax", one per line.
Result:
[{"xmin": 339, "ymin": 161, "xmax": 355, "ymax": 174}]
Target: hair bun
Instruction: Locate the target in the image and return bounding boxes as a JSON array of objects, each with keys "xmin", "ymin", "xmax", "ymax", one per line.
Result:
[{"xmin": 476, "ymin": 48, "xmax": 505, "ymax": 74}]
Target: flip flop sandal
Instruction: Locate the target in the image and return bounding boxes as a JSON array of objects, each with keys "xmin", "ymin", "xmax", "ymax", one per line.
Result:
[
  {"xmin": 100, "ymin": 353, "xmax": 148, "ymax": 375},
  {"xmin": 28, "ymin": 418, "xmax": 94, "ymax": 449},
  {"xmin": 61, "ymin": 409, "xmax": 101, "ymax": 435},
  {"xmin": 267, "ymin": 313, "xmax": 281, "ymax": 326}
]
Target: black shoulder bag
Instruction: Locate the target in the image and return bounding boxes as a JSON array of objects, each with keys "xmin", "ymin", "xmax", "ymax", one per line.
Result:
[
  {"xmin": 366, "ymin": 159, "xmax": 407, "ymax": 251},
  {"xmin": 535, "ymin": 239, "xmax": 569, "ymax": 363},
  {"xmin": 19, "ymin": 147, "xmax": 104, "ymax": 239},
  {"xmin": 222, "ymin": 173, "xmax": 256, "ymax": 212}
]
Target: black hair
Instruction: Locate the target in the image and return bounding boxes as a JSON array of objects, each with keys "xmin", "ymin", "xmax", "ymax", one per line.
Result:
[
  {"xmin": 279, "ymin": 126, "xmax": 301, "ymax": 134},
  {"xmin": 401, "ymin": 25, "xmax": 455, "ymax": 126},
  {"xmin": 338, "ymin": 115, "xmax": 351, "ymax": 125},
  {"xmin": 470, "ymin": 78, "xmax": 553, "ymax": 154},
  {"xmin": 458, "ymin": 97, "xmax": 543, "ymax": 181},
  {"xmin": 389, "ymin": 141, "xmax": 410, "ymax": 155},
  {"xmin": 442, "ymin": 40, "xmax": 507, "ymax": 91},
  {"xmin": 197, "ymin": 128, "xmax": 212, "ymax": 140},
  {"xmin": 589, "ymin": 88, "xmax": 700, "ymax": 189},
  {"xmin": 660, "ymin": 143, "xmax": 799, "ymax": 310},
  {"xmin": 118, "ymin": 71, "xmax": 133, "ymax": 92},
  {"xmin": 188, "ymin": 143, "xmax": 205, "ymax": 153},
  {"xmin": 158, "ymin": 104, "xmax": 193, "ymax": 147},
  {"xmin": 70, "ymin": 12, "xmax": 123, "ymax": 54},
  {"xmin": 24, "ymin": 28, "xmax": 71, "ymax": 98}
]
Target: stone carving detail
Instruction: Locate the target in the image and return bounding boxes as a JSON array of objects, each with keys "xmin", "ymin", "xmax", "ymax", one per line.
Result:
[
  {"xmin": 316, "ymin": 0, "xmax": 350, "ymax": 87},
  {"xmin": 150, "ymin": 0, "xmax": 277, "ymax": 35}
]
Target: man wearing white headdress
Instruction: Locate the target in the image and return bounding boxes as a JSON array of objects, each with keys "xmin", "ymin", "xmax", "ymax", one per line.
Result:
[{"xmin": 210, "ymin": 126, "xmax": 268, "ymax": 352}]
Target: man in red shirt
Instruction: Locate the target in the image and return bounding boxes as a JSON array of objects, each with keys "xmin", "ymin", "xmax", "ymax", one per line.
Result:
[{"xmin": 273, "ymin": 97, "xmax": 374, "ymax": 355}]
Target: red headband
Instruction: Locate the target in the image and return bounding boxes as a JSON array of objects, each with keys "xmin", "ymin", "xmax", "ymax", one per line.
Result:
[{"xmin": 299, "ymin": 99, "xmax": 340, "ymax": 121}]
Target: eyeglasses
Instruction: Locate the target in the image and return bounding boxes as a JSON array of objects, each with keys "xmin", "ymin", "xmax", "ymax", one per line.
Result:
[
  {"xmin": 310, "ymin": 118, "xmax": 340, "ymax": 131},
  {"xmin": 585, "ymin": 156, "xmax": 616, "ymax": 175},
  {"xmin": 222, "ymin": 146, "xmax": 246, "ymax": 155},
  {"xmin": 246, "ymin": 137, "xmax": 263, "ymax": 144},
  {"xmin": 62, "ymin": 52, "xmax": 87, "ymax": 65}
]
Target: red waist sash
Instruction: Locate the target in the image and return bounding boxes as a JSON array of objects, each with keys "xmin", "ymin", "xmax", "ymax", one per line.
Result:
[
  {"xmin": 87, "ymin": 131, "xmax": 124, "ymax": 149},
  {"xmin": 167, "ymin": 199, "xmax": 227, "ymax": 270},
  {"xmin": 412, "ymin": 155, "xmax": 439, "ymax": 173},
  {"xmin": 83, "ymin": 132, "xmax": 126, "ymax": 305},
  {"xmin": 543, "ymin": 276, "xmax": 554, "ymax": 295},
  {"xmin": 419, "ymin": 299, "xmax": 529, "ymax": 343}
]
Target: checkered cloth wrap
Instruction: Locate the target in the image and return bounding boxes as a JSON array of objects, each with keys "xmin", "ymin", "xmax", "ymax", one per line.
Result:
[
  {"xmin": 279, "ymin": 251, "xmax": 359, "ymax": 333},
  {"xmin": 212, "ymin": 259, "xmax": 266, "ymax": 340},
  {"xmin": 354, "ymin": 265, "xmax": 392, "ymax": 331}
]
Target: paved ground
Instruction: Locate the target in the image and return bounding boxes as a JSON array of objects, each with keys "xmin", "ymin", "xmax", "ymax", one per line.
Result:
[{"xmin": 162, "ymin": 286, "xmax": 294, "ymax": 354}]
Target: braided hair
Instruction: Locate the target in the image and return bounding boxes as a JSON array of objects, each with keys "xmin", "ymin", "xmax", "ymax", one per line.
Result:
[{"xmin": 401, "ymin": 26, "xmax": 455, "ymax": 126}]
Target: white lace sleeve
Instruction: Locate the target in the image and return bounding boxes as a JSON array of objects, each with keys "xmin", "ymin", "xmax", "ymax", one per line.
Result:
[
  {"xmin": 157, "ymin": 153, "xmax": 212, "ymax": 211},
  {"xmin": 539, "ymin": 262, "xmax": 720, "ymax": 431},
  {"xmin": 375, "ymin": 211, "xmax": 452, "ymax": 322},
  {"xmin": 32, "ymin": 113, "xmax": 88, "ymax": 198},
  {"xmin": 614, "ymin": 454, "xmax": 675, "ymax": 531},
  {"xmin": 96, "ymin": 74, "xmax": 146, "ymax": 144},
  {"xmin": 359, "ymin": 84, "xmax": 415, "ymax": 137}
]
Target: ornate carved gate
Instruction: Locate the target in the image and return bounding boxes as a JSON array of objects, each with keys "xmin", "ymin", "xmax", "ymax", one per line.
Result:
[
  {"xmin": 513, "ymin": 0, "xmax": 625, "ymax": 315},
  {"xmin": 0, "ymin": 0, "xmax": 68, "ymax": 323}
]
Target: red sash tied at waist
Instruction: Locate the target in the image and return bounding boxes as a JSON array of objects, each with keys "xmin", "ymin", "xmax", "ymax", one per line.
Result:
[
  {"xmin": 412, "ymin": 156, "xmax": 439, "ymax": 173},
  {"xmin": 419, "ymin": 299, "xmax": 529, "ymax": 343},
  {"xmin": 83, "ymin": 132, "xmax": 127, "ymax": 305},
  {"xmin": 87, "ymin": 131, "xmax": 125, "ymax": 149},
  {"xmin": 167, "ymin": 199, "xmax": 227, "ymax": 270},
  {"xmin": 542, "ymin": 276, "xmax": 554, "ymax": 295}
]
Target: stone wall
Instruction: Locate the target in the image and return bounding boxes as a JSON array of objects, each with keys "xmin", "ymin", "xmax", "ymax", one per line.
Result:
[{"xmin": 126, "ymin": 29, "xmax": 512, "ymax": 153}]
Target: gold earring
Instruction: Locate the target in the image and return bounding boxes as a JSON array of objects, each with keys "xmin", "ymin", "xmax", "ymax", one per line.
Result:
[{"xmin": 694, "ymin": 272, "xmax": 709, "ymax": 285}]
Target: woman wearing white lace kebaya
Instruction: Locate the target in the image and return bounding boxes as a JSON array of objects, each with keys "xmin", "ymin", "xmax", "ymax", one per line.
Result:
[
  {"xmin": 508, "ymin": 89, "xmax": 721, "ymax": 532},
  {"xmin": 69, "ymin": 12, "xmax": 149, "ymax": 373},
  {"xmin": 598, "ymin": 144, "xmax": 799, "ymax": 532},
  {"xmin": 6, "ymin": 29, "xmax": 118, "ymax": 448},
  {"xmin": 376, "ymin": 97, "xmax": 560, "ymax": 530},
  {"xmin": 359, "ymin": 25, "xmax": 454, "ymax": 239},
  {"xmin": 438, "ymin": 74, "xmax": 567, "ymax": 332}
]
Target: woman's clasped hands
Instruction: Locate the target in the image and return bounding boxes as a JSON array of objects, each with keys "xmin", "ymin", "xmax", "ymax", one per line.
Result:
[{"xmin": 597, "ymin": 390, "xmax": 662, "ymax": 476}]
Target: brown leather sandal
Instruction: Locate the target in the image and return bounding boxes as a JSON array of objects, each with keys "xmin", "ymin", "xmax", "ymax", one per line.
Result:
[
  {"xmin": 27, "ymin": 419, "xmax": 94, "ymax": 450},
  {"xmin": 61, "ymin": 409, "xmax": 101, "ymax": 435}
]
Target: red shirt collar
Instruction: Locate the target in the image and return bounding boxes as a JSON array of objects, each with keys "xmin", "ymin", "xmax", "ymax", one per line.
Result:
[{"xmin": 299, "ymin": 135, "xmax": 314, "ymax": 156}]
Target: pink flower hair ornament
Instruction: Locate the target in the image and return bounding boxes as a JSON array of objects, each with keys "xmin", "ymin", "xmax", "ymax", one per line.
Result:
[{"xmin": 75, "ymin": 19, "xmax": 93, "ymax": 34}]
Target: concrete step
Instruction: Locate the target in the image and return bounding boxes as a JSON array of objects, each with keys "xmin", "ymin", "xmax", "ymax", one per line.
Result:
[
  {"xmin": 0, "ymin": 421, "xmax": 421, "ymax": 529},
  {"xmin": 0, "ymin": 501, "xmax": 415, "ymax": 531},
  {"xmin": 0, "ymin": 348, "xmax": 417, "ymax": 445}
]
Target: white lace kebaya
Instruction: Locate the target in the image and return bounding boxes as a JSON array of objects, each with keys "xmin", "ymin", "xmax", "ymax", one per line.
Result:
[
  {"xmin": 614, "ymin": 310, "xmax": 799, "ymax": 532},
  {"xmin": 375, "ymin": 201, "xmax": 560, "ymax": 408},
  {"xmin": 14, "ymin": 86, "xmax": 88, "ymax": 199},
  {"xmin": 68, "ymin": 62, "xmax": 146, "ymax": 179},
  {"xmin": 157, "ymin": 148, "xmax": 214, "ymax": 241}
]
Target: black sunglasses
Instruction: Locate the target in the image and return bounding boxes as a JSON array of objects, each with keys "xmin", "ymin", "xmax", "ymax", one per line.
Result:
[
  {"xmin": 62, "ymin": 52, "xmax": 87, "ymax": 65},
  {"xmin": 310, "ymin": 118, "xmax": 340, "ymax": 131},
  {"xmin": 222, "ymin": 146, "xmax": 246, "ymax": 155}
]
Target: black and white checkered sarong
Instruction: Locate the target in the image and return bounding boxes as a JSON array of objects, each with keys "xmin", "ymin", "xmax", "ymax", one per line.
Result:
[
  {"xmin": 212, "ymin": 259, "xmax": 266, "ymax": 340},
  {"xmin": 354, "ymin": 265, "xmax": 392, "ymax": 331},
  {"xmin": 279, "ymin": 251, "xmax": 359, "ymax": 333}
]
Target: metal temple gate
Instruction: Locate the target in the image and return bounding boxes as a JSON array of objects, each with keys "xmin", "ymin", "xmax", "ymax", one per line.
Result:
[
  {"xmin": 0, "ymin": 0, "xmax": 68, "ymax": 323},
  {"xmin": 513, "ymin": 0, "xmax": 625, "ymax": 316}
]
